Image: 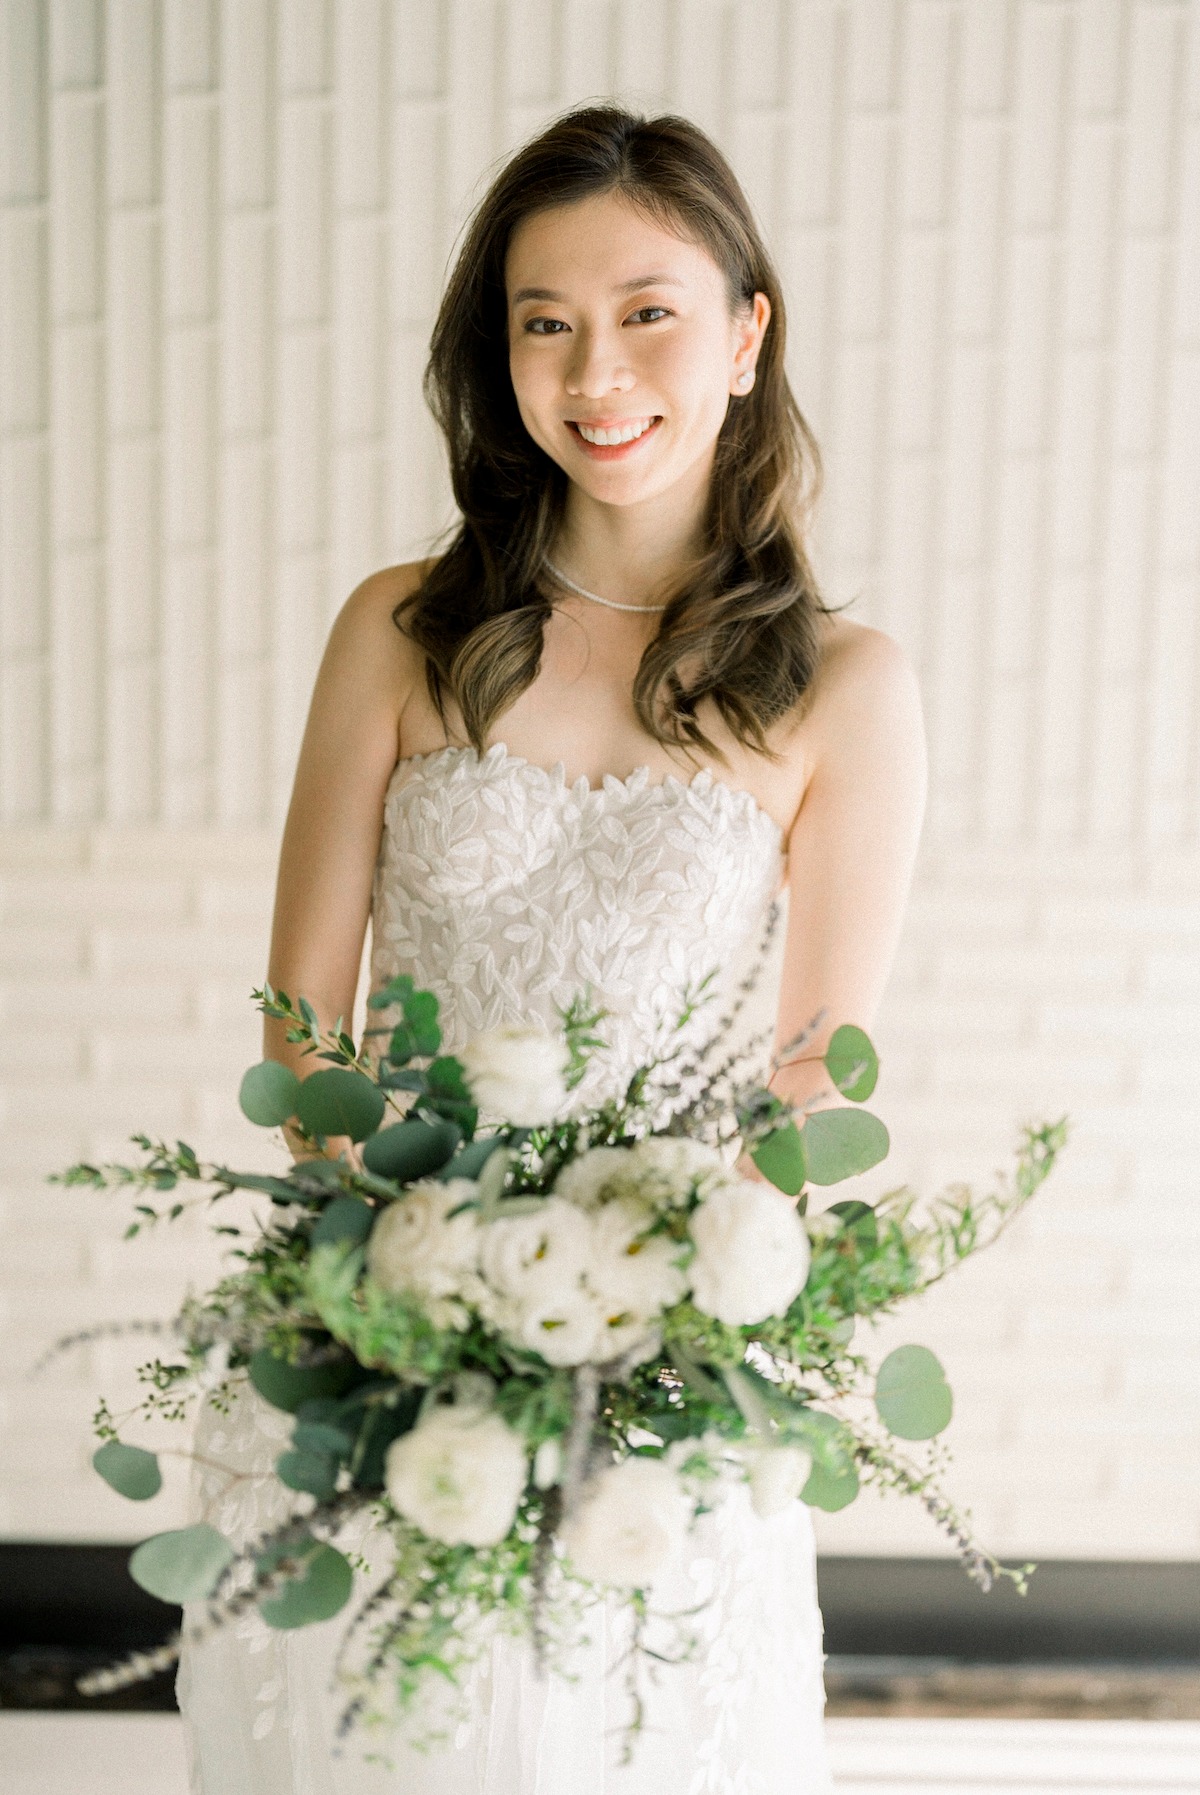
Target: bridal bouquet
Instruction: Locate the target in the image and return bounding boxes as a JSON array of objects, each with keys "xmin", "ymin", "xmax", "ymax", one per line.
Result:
[{"xmin": 54, "ymin": 953, "xmax": 1066, "ymax": 1747}]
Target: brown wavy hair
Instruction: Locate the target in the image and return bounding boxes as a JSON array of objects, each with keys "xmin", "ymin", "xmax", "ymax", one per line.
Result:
[{"xmin": 396, "ymin": 103, "xmax": 833, "ymax": 759}]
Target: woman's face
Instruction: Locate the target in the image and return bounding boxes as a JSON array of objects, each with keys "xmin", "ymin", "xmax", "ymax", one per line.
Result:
[{"xmin": 505, "ymin": 191, "xmax": 769, "ymax": 512}]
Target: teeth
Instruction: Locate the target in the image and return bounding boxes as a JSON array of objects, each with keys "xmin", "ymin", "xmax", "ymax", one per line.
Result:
[{"xmin": 576, "ymin": 418, "xmax": 655, "ymax": 446}]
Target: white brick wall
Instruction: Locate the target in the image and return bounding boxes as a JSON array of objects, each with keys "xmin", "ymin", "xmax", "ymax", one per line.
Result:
[{"xmin": 1, "ymin": 1, "xmax": 1198, "ymax": 1554}]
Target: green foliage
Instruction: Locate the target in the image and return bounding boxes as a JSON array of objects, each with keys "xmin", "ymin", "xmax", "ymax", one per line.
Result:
[
  {"xmin": 557, "ymin": 990, "xmax": 610, "ymax": 1091},
  {"xmin": 422, "ymin": 1057, "xmax": 477, "ymax": 1133},
  {"xmin": 800, "ymin": 1407, "xmax": 857, "ymax": 1507},
  {"xmin": 751, "ymin": 1121, "xmax": 806, "ymax": 1195},
  {"xmin": 368, "ymin": 978, "xmax": 442, "ymax": 1062},
  {"xmin": 276, "ymin": 1445, "xmax": 339, "ymax": 1501},
  {"xmin": 93, "ymin": 1440, "xmax": 162, "ymax": 1501},
  {"xmin": 824, "ymin": 1024, "xmax": 879, "ymax": 1101},
  {"xmin": 129, "ymin": 1523, "xmax": 234, "ymax": 1603},
  {"xmin": 439, "ymin": 1134, "xmax": 505, "ymax": 1182},
  {"xmin": 258, "ymin": 1538, "xmax": 354, "ymax": 1629},
  {"xmin": 248, "ymin": 1345, "xmax": 362, "ymax": 1414},
  {"xmin": 311, "ymin": 1196, "xmax": 375, "ymax": 1249},
  {"xmin": 58, "ymin": 974, "xmax": 1071, "ymax": 1736},
  {"xmin": 295, "ymin": 1069, "xmax": 387, "ymax": 1143},
  {"xmin": 802, "ymin": 1107, "xmax": 890, "ymax": 1184},
  {"xmin": 362, "ymin": 1118, "xmax": 462, "ymax": 1181},
  {"xmin": 875, "ymin": 1345, "xmax": 953, "ymax": 1440},
  {"xmin": 239, "ymin": 1061, "xmax": 301, "ymax": 1127}
]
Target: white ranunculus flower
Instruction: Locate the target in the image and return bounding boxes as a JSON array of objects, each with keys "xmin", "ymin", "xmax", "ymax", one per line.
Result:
[
  {"xmin": 552, "ymin": 1146, "xmax": 631, "ymax": 1210},
  {"xmin": 588, "ymin": 1206, "xmax": 681, "ymax": 1335},
  {"xmin": 512, "ymin": 1279, "xmax": 606, "ymax": 1366},
  {"xmin": 458, "ymin": 1023, "xmax": 569, "ymax": 1125},
  {"xmin": 555, "ymin": 1137, "xmax": 729, "ymax": 1218},
  {"xmin": 621, "ymin": 1136, "xmax": 728, "ymax": 1208},
  {"xmin": 688, "ymin": 1179, "xmax": 811, "ymax": 1326},
  {"xmin": 533, "ymin": 1437, "xmax": 563, "ymax": 1490},
  {"xmin": 384, "ymin": 1403, "xmax": 527, "ymax": 1547},
  {"xmin": 366, "ymin": 1178, "xmax": 481, "ymax": 1327},
  {"xmin": 560, "ymin": 1457, "xmax": 691, "ymax": 1589},
  {"xmin": 479, "ymin": 1198, "xmax": 606, "ymax": 1365},
  {"xmin": 479, "ymin": 1197, "xmax": 592, "ymax": 1300},
  {"xmin": 741, "ymin": 1441, "xmax": 814, "ymax": 1518}
]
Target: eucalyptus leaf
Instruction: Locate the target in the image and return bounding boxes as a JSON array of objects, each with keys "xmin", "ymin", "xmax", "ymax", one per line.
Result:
[
  {"xmin": 258, "ymin": 1540, "xmax": 353, "ymax": 1630},
  {"xmin": 351, "ymin": 1387, "xmax": 423, "ymax": 1489},
  {"xmin": 129, "ymin": 1523, "xmax": 234, "ymax": 1603},
  {"xmin": 827, "ymin": 1198, "xmax": 878, "ymax": 1250},
  {"xmin": 875, "ymin": 1345, "xmax": 953, "ymax": 1440},
  {"xmin": 802, "ymin": 1108, "xmax": 890, "ymax": 1185},
  {"xmin": 751, "ymin": 1121, "xmax": 806, "ymax": 1195},
  {"xmin": 294, "ymin": 1068, "xmax": 386, "ymax": 1143},
  {"xmin": 276, "ymin": 1447, "xmax": 338, "ymax": 1501},
  {"xmin": 238, "ymin": 1060, "xmax": 301, "ymax": 1128},
  {"xmin": 823, "ymin": 1024, "xmax": 879, "ymax": 1101},
  {"xmin": 361, "ymin": 1117, "xmax": 462, "ymax": 1181},
  {"xmin": 311, "ymin": 1195, "xmax": 374, "ymax": 1248},
  {"xmin": 438, "ymin": 1134, "xmax": 504, "ymax": 1182},
  {"xmin": 791, "ymin": 1412, "xmax": 860, "ymax": 1511},
  {"xmin": 93, "ymin": 1440, "xmax": 162, "ymax": 1502},
  {"xmin": 248, "ymin": 1347, "xmax": 360, "ymax": 1414},
  {"xmin": 799, "ymin": 1456, "xmax": 860, "ymax": 1511},
  {"xmin": 293, "ymin": 1420, "xmax": 355, "ymax": 1456}
]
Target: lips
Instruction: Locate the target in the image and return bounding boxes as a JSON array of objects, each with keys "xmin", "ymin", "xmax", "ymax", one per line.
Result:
[{"xmin": 566, "ymin": 416, "xmax": 663, "ymax": 459}]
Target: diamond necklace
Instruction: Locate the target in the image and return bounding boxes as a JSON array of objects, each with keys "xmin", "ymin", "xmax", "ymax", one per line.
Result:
[{"xmin": 543, "ymin": 558, "xmax": 668, "ymax": 614}]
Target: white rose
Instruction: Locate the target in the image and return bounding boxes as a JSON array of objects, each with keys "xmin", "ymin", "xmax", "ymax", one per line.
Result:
[
  {"xmin": 560, "ymin": 1457, "xmax": 691, "ymax": 1589},
  {"xmin": 384, "ymin": 1403, "xmax": 527, "ymax": 1547},
  {"xmin": 741, "ymin": 1441, "xmax": 814, "ymax": 1518},
  {"xmin": 458, "ymin": 1023, "xmax": 569, "ymax": 1125},
  {"xmin": 688, "ymin": 1180, "xmax": 811, "ymax": 1326}
]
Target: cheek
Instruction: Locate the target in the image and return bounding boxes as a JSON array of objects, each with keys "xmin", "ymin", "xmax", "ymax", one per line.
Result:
[
  {"xmin": 508, "ymin": 344, "xmax": 556, "ymax": 440},
  {"xmin": 648, "ymin": 327, "xmax": 732, "ymax": 417}
]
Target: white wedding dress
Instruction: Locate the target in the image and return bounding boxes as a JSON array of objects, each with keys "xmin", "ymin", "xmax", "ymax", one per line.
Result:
[{"xmin": 177, "ymin": 741, "xmax": 834, "ymax": 1794}]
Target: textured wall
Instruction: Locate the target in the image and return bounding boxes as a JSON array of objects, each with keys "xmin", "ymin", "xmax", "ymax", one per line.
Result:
[{"xmin": 1, "ymin": 0, "xmax": 1198, "ymax": 1553}]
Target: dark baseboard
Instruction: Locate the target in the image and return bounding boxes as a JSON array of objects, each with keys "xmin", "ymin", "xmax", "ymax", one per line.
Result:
[
  {"xmin": 816, "ymin": 1555, "xmax": 1200, "ymax": 1662},
  {"xmin": 1, "ymin": 1544, "xmax": 1197, "ymax": 1712}
]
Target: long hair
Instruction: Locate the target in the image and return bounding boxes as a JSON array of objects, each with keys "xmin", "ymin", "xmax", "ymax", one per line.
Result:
[{"xmin": 397, "ymin": 103, "xmax": 832, "ymax": 759}]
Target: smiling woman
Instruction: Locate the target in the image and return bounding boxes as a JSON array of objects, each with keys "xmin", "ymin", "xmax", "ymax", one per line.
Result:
[
  {"xmin": 398, "ymin": 104, "xmax": 831, "ymax": 763},
  {"xmin": 181, "ymin": 98, "xmax": 928, "ymax": 1795}
]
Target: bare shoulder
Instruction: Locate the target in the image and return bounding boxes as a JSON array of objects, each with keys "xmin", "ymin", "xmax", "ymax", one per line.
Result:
[
  {"xmin": 323, "ymin": 558, "xmax": 435, "ymax": 700},
  {"xmin": 813, "ymin": 612, "xmax": 919, "ymax": 702},
  {"xmin": 333, "ymin": 559, "xmax": 434, "ymax": 656},
  {"xmin": 804, "ymin": 613, "xmax": 924, "ymax": 749}
]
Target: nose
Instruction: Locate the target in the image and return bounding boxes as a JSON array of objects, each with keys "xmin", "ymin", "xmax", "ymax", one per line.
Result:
[{"xmin": 563, "ymin": 325, "xmax": 635, "ymax": 401}]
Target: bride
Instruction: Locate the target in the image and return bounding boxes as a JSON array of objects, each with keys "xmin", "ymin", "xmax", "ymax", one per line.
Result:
[{"xmin": 177, "ymin": 104, "xmax": 926, "ymax": 1793}]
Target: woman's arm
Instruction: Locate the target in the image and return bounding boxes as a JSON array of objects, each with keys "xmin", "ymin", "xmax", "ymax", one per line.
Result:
[
  {"xmin": 770, "ymin": 623, "xmax": 928, "ymax": 1116},
  {"xmin": 263, "ymin": 563, "xmax": 429, "ymax": 1147}
]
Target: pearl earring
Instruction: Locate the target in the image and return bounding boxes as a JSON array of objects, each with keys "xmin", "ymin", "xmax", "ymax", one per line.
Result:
[{"xmin": 737, "ymin": 370, "xmax": 755, "ymax": 391}]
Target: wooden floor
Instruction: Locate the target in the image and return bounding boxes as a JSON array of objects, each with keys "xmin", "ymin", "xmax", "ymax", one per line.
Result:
[{"xmin": 0, "ymin": 1713, "xmax": 1197, "ymax": 1793}]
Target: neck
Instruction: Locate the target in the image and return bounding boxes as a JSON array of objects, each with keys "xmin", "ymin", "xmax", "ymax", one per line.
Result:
[{"xmin": 555, "ymin": 458, "xmax": 711, "ymax": 607}]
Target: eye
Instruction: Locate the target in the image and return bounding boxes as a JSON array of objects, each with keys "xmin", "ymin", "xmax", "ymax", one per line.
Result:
[
  {"xmin": 628, "ymin": 306, "xmax": 671, "ymax": 324},
  {"xmin": 524, "ymin": 317, "xmax": 569, "ymax": 335}
]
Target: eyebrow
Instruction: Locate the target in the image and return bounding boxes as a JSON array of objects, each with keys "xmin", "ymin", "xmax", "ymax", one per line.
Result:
[{"xmin": 510, "ymin": 273, "xmax": 685, "ymax": 307}]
